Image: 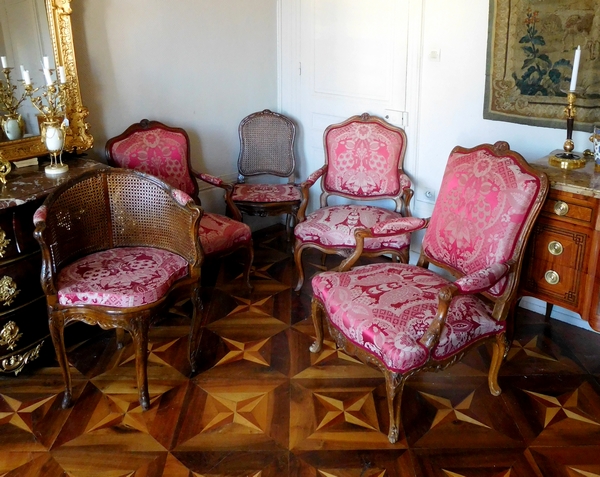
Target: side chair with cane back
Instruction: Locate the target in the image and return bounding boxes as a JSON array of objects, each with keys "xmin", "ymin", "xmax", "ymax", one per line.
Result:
[
  {"xmin": 105, "ymin": 119, "xmax": 254, "ymax": 289},
  {"xmin": 309, "ymin": 142, "xmax": 549, "ymax": 443},
  {"xmin": 34, "ymin": 168, "xmax": 205, "ymax": 411},
  {"xmin": 293, "ymin": 113, "xmax": 414, "ymax": 291}
]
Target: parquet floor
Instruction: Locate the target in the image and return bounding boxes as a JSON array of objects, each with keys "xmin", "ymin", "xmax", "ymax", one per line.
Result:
[{"xmin": 1, "ymin": 225, "xmax": 600, "ymax": 476}]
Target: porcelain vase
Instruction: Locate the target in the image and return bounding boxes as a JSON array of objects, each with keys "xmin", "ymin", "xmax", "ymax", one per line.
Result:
[{"xmin": 1, "ymin": 114, "xmax": 24, "ymax": 141}]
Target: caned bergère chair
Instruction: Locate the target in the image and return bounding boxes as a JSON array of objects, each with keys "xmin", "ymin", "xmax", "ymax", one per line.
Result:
[
  {"xmin": 293, "ymin": 113, "xmax": 413, "ymax": 291},
  {"xmin": 309, "ymin": 142, "xmax": 549, "ymax": 443},
  {"xmin": 105, "ymin": 119, "xmax": 253, "ymax": 288},
  {"xmin": 231, "ymin": 109, "xmax": 301, "ymax": 238},
  {"xmin": 33, "ymin": 169, "xmax": 204, "ymax": 411}
]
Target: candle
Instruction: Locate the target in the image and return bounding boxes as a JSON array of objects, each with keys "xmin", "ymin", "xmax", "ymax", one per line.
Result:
[
  {"xmin": 1, "ymin": 56, "xmax": 7, "ymax": 69},
  {"xmin": 42, "ymin": 56, "xmax": 50, "ymax": 69},
  {"xmin": 20, "ymin": 64, "xmax": 25, "ymax": 78},
  {"xmin": 43, "ymin": 68, "xmax": 53, "ymax": 86},
  {"xmin": 570, "ymin": 45, "xmax": 581, "ymax": 91},
  {"xmin": 58, "ymin": 65, "xmax": 66, "ymax": 84},
  {"xmin": 23, "ymin": 70, "xmax": 31, "ymax": 85}
]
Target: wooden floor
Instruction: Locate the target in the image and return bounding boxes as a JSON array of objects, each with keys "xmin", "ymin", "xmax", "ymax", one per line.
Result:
[{"xmin": 1, "ymin": 225, "xmax": 600, "ymax": 476}]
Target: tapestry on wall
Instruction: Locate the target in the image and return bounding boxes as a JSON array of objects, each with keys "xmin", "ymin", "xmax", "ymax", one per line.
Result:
[{"xmin": 484, "ymin": 0, "xmax": 600, "ymax": 131}]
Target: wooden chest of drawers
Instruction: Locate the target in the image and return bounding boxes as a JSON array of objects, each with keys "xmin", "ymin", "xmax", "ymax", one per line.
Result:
[
  {"xmin": 520, "ymin": 155, "xmax": 600, "ymax": 331},
  {"xmin": 0, "ymin": 157, "xmax": 107, "ymax": 374}
]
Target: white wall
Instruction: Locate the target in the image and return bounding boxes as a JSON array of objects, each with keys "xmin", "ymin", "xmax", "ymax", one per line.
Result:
[{"xmin": 72, "ymin": 0, "xmax": 278, "ymax": 218}]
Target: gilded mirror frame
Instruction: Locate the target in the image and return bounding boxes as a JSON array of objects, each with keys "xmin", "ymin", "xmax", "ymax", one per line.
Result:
[{"xmin": 0, "ymin": 0, "xmax": 93, "ymax": 162}]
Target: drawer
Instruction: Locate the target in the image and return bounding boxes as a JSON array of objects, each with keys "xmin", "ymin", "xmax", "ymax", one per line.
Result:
[
  {"xmin": 0, "ymin": 198, "xmax": 44, "ymax": 262},
  {"xmin": 521, "ymin": 258, "xmax": 581, "ymax": 308},
  {"xmin": 0, "ymin": 252, "xmax": 42, "ymax": 315},
  {"xmin": 541, "ymin": 191, "xmax": 597, "ymax": 227},
  {"xmin": 528, "ymin": 220, "xmax": 588, "ymax": 273}
]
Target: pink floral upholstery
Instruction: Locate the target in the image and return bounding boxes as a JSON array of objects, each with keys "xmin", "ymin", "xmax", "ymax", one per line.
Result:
[
  {"xmin": 294, "ymin": 205, "xmax": 412, "ymax": 251},
  {"xmin": 323, "ymin": 121, "xmax": 407, "ymax": 197},
  {"xmin": 232, "ymin": 183, "xmax": 301, "ymax": 203},
  {"xmin": 422, "ymin": 147, "xmax": 542, "ymax": 297},
  {"xmin": 312, "ymin": 263, "xmax": 505, "ymax": 373},
  {"xmin": 57, "ymin": 247, "xmax": 189, "ymax": 308},
  {"xmin": 33, "ymin": 205, "xmax": 47, "ymax": 225},
  {"xmin": 200, "ymin": 213, "xmax": 252, "ymax": 255},
  {"xmin": 108, "ymin": 128, "xmax": 197, "ymax": 196}
]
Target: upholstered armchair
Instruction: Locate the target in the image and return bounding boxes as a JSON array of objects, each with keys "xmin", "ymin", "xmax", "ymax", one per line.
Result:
[
  {"xmin": 293, "ymin": 113, "xmax": 413, "ymax": 291},
  {"xmin": 105, "ymin": 119, "xmax": 254, "ymax": 288},
  {"xmin": 309, "ymin": 142, "xmax": 549, "ymax": 443},
  {"xmin": 34, "ymin": 169, "xmax": 204, "ymax": 411},
  {"xmin": 230, "ymin": 109, "xmax": 301, "ymax": 239}
]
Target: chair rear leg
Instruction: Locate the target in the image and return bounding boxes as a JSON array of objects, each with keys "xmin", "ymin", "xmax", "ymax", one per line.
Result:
[
  {"xmin": 309, "ymin": 298, "xmax": 324, "ymax": 353},
  {"xmin": 488, "ymin": 332, "xmax": 508, "ymax": 396},
  {"xmin": 49, "ymin": 311, "xmax": 72, "ymax": 409},
  {"xmin": 384, "ymin": 371, "xmax": 407, "ymax": 444},
  {"xmin": 242, "ymin": 241, "xmax": 254, "ymax": 289},
  {"xmin": 131, "ymin": 319, "xmax": 151, "ymax": 410},
  {"xmin": 188, "ymin": 286, "xmax": 204, "ymax": 374}
]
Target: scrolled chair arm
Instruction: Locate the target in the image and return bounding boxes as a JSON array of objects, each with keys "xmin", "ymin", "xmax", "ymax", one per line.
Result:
[
  {"xmin": 192, "ymin": 170, "xmax": 242, "ymax": 222},
  {"xmin": 297, "ymin": 165, "xmax": 328, "ymax": 223},
  {"xmin": 419, "ymin": 260, "xmax": 515, "ymax": 350}
]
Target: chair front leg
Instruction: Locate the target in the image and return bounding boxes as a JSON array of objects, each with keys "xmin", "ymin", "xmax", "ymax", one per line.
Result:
[
  {"xmin": 130, "ymin": 316, "xmax": 151, "ymax": 411},
  {"xmin": 384, "ymin": 371, "xmax": 407, "ymax": 444},
  {"xmin": 188, "ymin": 286, "xmax": 204, "ymax": 374},
  {"xmin": 488, "ymin": 332, "xmax": 508, "ymax": 396},
  {"xmin": 49, "ymin": 309, "xmax": 72, "ymax": 409},
  {"xmin": 309, "ymin": 298, "xmax": 324, "ymax": 353},
  {"xmin": 293, "ymin": 245, "xmax": 306, "ymax": 292},
  {"xmin": 242, "ymin": 241, "xmax": 254, "ymax": 290}
]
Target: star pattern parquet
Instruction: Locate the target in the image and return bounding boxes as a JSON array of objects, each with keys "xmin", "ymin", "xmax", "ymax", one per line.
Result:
[{"xmin": 1, "ymin": 225, "xmax": 600, "ymax": 476}]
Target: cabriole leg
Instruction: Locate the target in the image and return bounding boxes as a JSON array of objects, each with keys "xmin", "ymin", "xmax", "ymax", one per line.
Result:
[
  {"xmin": 309, "ymin": 298, "xmax": 324, "ymax": 353},
  {"xmin": 49, "ymin": 310, "xmax": 72, "ymax": 409},
  {"xmin": 488, "ymin": 332, "xmax": 507, "ymax": 396},
  {"xmin": 384, "ymin": 371, "xmax": 406, "ymax": 444}
]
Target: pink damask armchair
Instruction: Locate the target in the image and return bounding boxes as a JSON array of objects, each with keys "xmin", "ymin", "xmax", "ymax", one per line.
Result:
[
  {"xmin": 293, "ymin": 113, "xmax": 413, "ymax": 291},
  {"xmin": 309, "ymin": 142, "xmax": 549, "ymax": 443},
  {"xmin": 106, "ymin": 119, "xmax": 253, "ymax": 288}
]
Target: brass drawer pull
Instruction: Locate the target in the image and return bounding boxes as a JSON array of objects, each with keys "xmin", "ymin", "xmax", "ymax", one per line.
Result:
[
  {"xmin": 544, "ymin": 270, "xmax": 560, "ymax": 285},
  {"xmin": 0, "ymin": 321, "xmax": 22, "ymax": 350},
  {"xmin": 0, "ymin": 228, "xmax": 10, "ymax": 258},
  {"xmin": 554, "ymin": 201, "xmax": 569, "ymax": 216},
  {"xmin": 548, "ymin": 241, "xmax": 564, "ymax": 256},
  {"xmin": 0, "ymin": 276, "xmax": 19, "ymax": 306}
]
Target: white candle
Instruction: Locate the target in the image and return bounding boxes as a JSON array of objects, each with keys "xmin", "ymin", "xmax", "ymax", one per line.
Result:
[
  {"xmin": 58, "ymin": 65, "xmax": 66, "ymax": 84},
  {"xmin": 1, "ymin": 56, "xmax": 7, "ymax": 69},
  {"xmin": 20, "ymin": 64, "xmax": 26, "ymax": 78},
  {"xmin": 42, "ymin": 56, "xmax": 50, "ymax": 69},
  {"xmin": 570, "ymin": 45, "xmax": 581, "ymax": 91},
  {"xmin": 43, "ymin": 68, "xmax": 53, "ymax": 86},
  {"xmin": 23, "ymin": 70, "xmax": 31, "ymax": 85}
]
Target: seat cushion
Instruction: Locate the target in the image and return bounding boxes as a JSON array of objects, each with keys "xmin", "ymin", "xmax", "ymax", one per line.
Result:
[
  {"xmin": 199, "ymin": 213, "xmax": 252, "ymax": 255},
  {"xmin": 312, "ymin": 263, "xmax": 505, "ymax": 374},
  {"xmin": 232, "ymin": 184, "xmax": 301, "ymax": 203},
  {"xmin": 57, "ymin": 247, "xmax": 189, "ymax": 308},
  {"xmin": 294, "ymin": 205, "xmax": 410, "ymax": 251}
]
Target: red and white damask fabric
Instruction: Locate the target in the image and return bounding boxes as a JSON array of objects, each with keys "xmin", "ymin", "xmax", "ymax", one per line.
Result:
[
  {"xmin": 422, "ymin": 148, "xmax": 540, "ymax": 297},
  {"xmin": 294, "ymin": 205, "xmax": 411, "ymax": 250},
  {"xmin": 312, "ymin": 263, "xmax": 505, "ymax": 374},
  {"xmin": 57, "ymin": 247, "xmax": 188, "ymax": 308},
  {"xmin": 109, "ymin": 129, "xmax": 197, "ymax": 196},
  {"xmin": 199, "ymin": 213, "xmax": 252, "ymax": 255},
  {"xmin": 324, "ymin": 122, "xmax": 406, "ymax": 197},
  {"xmin": 232, "ymin": 184, "xmax": 301, "ymax": 203}
]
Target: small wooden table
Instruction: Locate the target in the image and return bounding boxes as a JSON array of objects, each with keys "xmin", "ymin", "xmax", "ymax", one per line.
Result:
[
  {"xmin": 520, "ymin": 152, "xmax": 600, "ymax": 331},
  {"xmin": 0, "ymin": 155, "xmax": 107, "ymax": 375}
]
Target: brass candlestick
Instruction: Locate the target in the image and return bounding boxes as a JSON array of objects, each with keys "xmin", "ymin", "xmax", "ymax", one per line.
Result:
[{"xmin": 549, "ymin": 90, "xmax": 586, "ymax": 170}]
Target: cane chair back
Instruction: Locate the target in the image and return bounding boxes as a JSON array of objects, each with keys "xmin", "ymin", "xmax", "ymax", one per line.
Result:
[
  {"xmin": 293, "ymin": 113, "xmax": 413, "ymax": 291},
  {"xmin": 106, "ymin": 119, "xmax": 254, "ymax": 288},
  {"xmin": 34, "ymin": 168, "xmax": 204, "ymax": 411},
  {"xmin": 309, "ymin": 142, "xmax": 549, "ymax": 443}
]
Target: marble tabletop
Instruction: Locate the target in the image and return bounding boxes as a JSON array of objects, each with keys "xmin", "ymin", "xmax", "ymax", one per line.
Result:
[
  {"xmin": 529, "ymin": 150, "xmax": 600, "ymax": 199},
  {"xmin": 0, "ymin": 155, "xmax": 107, "ymax": 210}
]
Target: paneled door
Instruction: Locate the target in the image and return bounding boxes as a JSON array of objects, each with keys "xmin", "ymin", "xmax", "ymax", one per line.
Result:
[{"xmin": 289, "ymin": 0, "xmax": 410, "ymax": 199}]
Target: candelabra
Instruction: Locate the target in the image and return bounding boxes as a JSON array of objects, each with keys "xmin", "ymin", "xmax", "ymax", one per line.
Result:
[
  {"xmin": 25, "ymin": 73, "xmax": 69, "ymax": 175},
  {"xmin": 0, "ymin": 67, "xmax": 27, "ymax": 141},
  {"xmin": 548, "ymin": 89, "xmax": 587, "ymax": 170}
]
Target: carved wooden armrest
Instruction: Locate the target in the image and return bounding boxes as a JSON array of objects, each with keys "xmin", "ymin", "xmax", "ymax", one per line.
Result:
[
  {"xmin": 193, "ymin": 171, "xmax": 242, "ymax": 222},
  {"xmin": 297, "ymin": 165, "xmax": 327, "ymax": 222}
]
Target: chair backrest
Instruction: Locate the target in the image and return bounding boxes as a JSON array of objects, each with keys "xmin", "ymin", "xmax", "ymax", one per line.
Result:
[
  {"xmin": 105, "ymin": 119, "xmax": 199, "ymax": 201},
  {"xmin": 237, "ymin": 109, "xmax": 297, "ymax": 180},
  {"xmin": 421, "ymin": 142, "xmax": 548, "ymax": 298},
  {"xmin": 38, "ymin": 168, "xmax": 202, "ymax": 273},
  {"xmin": 321, "ymin": 113, "xmax": 409, "ymax": 204}
]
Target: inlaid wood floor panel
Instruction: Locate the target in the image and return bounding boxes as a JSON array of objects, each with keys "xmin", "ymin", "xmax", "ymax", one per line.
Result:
[{"xmin": 1, "ymin": 225, "xmax": 600, "ymax": 476}]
